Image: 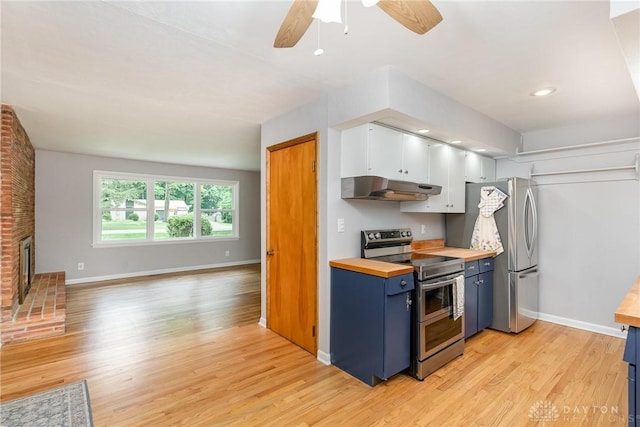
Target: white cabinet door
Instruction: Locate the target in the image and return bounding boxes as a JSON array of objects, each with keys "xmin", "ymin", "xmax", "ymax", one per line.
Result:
[
  {"xmin": 465, "ymin": 151, "xmax": 483, "ymax": 183},
  {"xmin": 465, "ymin": 151, "xmax": 496, "ymax": 183},
  {"xmin": 447, "ymin": 148, "xmax": 467, "ymax": 212},
  {"xmin": 367, "ymin": 123, "xmax": 403, "ymax": 179},
  {"xmin": 341, "ymin": 124, "xmax": 369, "ymax": 177},
  {"xmin": 424, "ymin": 143, "xmax": 449, "ymax": 211},
  {"xmin": 401, "ymin": 133, "xmax": 429, "ymax": 183},
  {"xmin": 341, "ymin": 123, "xmax": 430, "ymax": 182},
  {"xmin": 400, "ymin": 144, "xmax": 466, "ymax": 213},
  {"xmin": 481, "ymin": 156, "xmax": 496, "ymax": 181}
]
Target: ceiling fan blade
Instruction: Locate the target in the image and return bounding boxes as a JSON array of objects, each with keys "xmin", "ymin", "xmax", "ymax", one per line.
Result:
[
  {"xmin": 274, "ymin": 0, "xmax": 319, "ymax": 48},
  {"xmin": 377, "ymin": 0, "xmax": 443, "ymax": 35}
]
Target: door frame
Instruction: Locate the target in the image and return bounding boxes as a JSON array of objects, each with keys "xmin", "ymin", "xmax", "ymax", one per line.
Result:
[{"xmin": 265, "ymin": 131, "xmax": 319, "ymax": 354}]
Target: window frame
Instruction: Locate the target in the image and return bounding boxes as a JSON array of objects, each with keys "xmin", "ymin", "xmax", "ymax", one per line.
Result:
[{"xmin": 93, "ymin": 171, "xmax": 239, "ymax": 248}]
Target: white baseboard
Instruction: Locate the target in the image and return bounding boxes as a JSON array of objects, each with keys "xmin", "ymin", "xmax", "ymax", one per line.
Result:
[
  {"xmin": 316, "ymin": 350, "xmax": 331, "ymax": 366},
  {"xmin": 64, "ymin": 259, "xmax": 260, "ymax": 285},
  {"xmin": 538, "ymin": 312, "xmax": 626, "ymax": 338},
  {"xmin": 258, "ymin": 317, "xmax": 267, "ymax": 328}
]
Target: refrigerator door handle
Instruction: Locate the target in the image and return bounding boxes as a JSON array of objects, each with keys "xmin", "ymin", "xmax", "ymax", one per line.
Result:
[
  {"xmin": 518, "ymin": 268, "xmax": 539, "ymax": 279},
  {"xmin": 524, "ymin": 186, "xmax": 537, "ymax": 260}
]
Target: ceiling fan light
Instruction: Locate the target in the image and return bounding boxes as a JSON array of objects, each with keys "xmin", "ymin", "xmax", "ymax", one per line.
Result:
[
  {"xmin": 313, "ymin": 0, "xmax": 343, "ymax": 23},
  {"xmin": 362, "ymin": 0, "xmax": 380, "ymax": 7}
]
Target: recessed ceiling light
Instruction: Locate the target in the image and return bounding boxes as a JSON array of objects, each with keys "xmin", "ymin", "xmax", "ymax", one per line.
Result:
[
  {"xmin": 417, "ymin": 129, "xmax": 430, "ymax": 134},
  {"xmin": 530, "ymin": 87, "xmax": 556, "ymax": 97},
  {"xmin": 450, "ymin": 140, "xmax": 462, "ymax": 144},
  {"xmin": 476, "ymin": 148, "xmax": 487, "ymax": 152},
  {"xmin": 313, "ymin": 48, "xmax": 324, "ymax": 56}
]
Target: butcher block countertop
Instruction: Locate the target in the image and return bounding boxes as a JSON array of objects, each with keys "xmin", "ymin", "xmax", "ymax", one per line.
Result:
[
  {"xmin": 615, "ymin": 277, "xmax": 640, "ymax": 328},
  {"xmin": 329, "ymin": 239, "xmax": 496, "ymax": 278},
  {"xmin": 329, "ymin": 258, "xmax": 414, "ymax": 278},
  {"xmin": 412, "ymin": 239, "xmax": 496, "ymax": 262}
]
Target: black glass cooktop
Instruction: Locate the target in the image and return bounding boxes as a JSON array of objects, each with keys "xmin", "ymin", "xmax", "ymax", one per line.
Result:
[{"xmin": 371, "ymin": 253, "xmax": 460, "ymax": 268}]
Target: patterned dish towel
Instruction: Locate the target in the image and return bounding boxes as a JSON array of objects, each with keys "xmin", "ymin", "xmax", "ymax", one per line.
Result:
[
  {"xmin": 453, "ymin": 274, "xmax": 465, "ymax": 321},
  {"xmin": 470, "ymin": 186, "xmax": 508, "ymax": 255}
]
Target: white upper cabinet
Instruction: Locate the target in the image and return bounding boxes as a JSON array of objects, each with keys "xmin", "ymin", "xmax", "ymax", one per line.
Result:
[
  {"xmin": 401, "ymin": 133, "xmax": 429, "ymax": 183},
  {"xmin": 401, "ymin": 144, "xmax": 466, "ymax": 213},
  {"xmin": 341, "ymin": 123, "xmax": 428, "ymax": 183},
  {"xmin": 465, "ymin": 151, "xmax": 496, "ymax": 183}
]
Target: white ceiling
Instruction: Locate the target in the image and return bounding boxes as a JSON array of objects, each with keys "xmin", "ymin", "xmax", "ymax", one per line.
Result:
[{"xmin": 2, "ymin": 0, "xmax": 638, "ymax": 171}]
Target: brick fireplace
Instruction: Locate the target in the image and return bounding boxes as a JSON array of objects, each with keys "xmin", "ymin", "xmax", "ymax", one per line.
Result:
[{"xmin": 1, "ymin": 105, "xmax": 65, "ymax": 345}]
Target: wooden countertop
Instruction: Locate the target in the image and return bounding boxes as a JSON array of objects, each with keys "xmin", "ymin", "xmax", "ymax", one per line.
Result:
[
  {"xmin": 330, "ymin": 239, "xmax": 496, "ymax": 278},
  {"xmin": 412, "ymin": 238, "xmax": 496, "ymax": 262},
  {"xmin": 329, "ymin": 258, "xmax": 414, "ymax": 278},
  {"xmin": 413, "ymin": 247, "xmax": 496, "ymax": 262},
  {"xmin": 615, "ymin": 277, "xmax": 640, "ymax": 328}
]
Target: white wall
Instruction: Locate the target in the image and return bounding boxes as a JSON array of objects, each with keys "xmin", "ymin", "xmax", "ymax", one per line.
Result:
[
  {"xmin": 262, "ymin": 66, "xmax": 520, "ymax": 363},
  {"xmin": 35, "ymin": 150, "xmax": 261, "ymax": 283},
  {"xmin": 497, "ymin": 119, "xmax": 640, "ymax": 335}
]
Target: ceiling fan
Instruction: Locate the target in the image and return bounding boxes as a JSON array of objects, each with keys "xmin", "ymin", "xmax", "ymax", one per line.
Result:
[{"xmin": 274, "ymin": 0, "xmax": 443, "ymax": 48}]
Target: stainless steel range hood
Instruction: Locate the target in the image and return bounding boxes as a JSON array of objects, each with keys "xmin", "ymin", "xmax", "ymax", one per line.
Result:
[{"xmin": 341, "ymin": 176, "xmax": 442, "ymax": 201}]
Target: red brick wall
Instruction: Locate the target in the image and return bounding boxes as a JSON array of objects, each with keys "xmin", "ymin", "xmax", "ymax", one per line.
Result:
[{"xmin": 1, "ymin": 105, "xmax": 35, "ymax": 322}]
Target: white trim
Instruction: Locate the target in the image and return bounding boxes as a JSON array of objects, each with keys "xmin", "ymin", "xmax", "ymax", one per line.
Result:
[
  {"xmin": 93, "ymin": 171, "xmax": 239, "ymax": 246},
  {"xmin": 316, "ymin": 350, "xmax": 331, "ymax": 366},
  {"xmin": 537, "ymin": 312, "xmax": 626, "ymax": 339},
  {"xmin": 94, "ymin": 170, "xmax": 239, "ymax": 186},
  {"xmin": 258, "ymin": 317, "xmax": 267, "ymax": 328},
  {"xmin": 64, "ymin": 259, "xmax": 260, "ymax": 285},
  {"xmin": 529, "ymin": 153, "xmax": 640, "ymax": 180},
  {"xmin": 516, "ymin": 136, "xmax": 639, "ymax": 156},
  {"xmin": 92, "ymin": 235, "xmax": 239, "ymax": 249}
]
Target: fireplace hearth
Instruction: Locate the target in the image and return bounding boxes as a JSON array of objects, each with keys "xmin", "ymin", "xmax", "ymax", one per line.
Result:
[{"xmin": 19, "ymin": 236, "xmax": 33, "ymax": 304}]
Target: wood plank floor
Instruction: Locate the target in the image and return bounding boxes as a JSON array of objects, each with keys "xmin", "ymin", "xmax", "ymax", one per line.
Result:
[{"xmin": 0, "ymin": 264, "xmax": 629, "ymax": 426}]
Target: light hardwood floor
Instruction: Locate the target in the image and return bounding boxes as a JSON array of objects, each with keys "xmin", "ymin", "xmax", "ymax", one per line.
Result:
[{"xmin": 0, "ymin": 264, "xmax": 629, "ymax": 426}]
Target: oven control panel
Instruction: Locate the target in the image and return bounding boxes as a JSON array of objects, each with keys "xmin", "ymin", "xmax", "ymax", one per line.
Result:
[
  {"xmin": 361, "ymin": 228, "xmax": 413, "ymax": 253},
  {"xmin": 363, "ymin": 228, "xmax": 412, "ymax": 241}
]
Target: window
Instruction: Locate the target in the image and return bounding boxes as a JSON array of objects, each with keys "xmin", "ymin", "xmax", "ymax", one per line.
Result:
[{"xmin": 94, "ymin": 171, "xmax": 238, "ymax": 246}]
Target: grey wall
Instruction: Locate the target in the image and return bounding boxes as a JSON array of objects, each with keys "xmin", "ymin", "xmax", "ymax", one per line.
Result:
[
  {"xmin": 35, "ymin": 150, "xmax": 261, "ymax": 283},
  {"xmin": 496, "ymin": 115, "xmax": 640, "ymax": 335}
]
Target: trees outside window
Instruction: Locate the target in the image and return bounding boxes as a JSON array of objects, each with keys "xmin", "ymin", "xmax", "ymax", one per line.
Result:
[{"xmin": 95, "ymin": 171, "xmax": 238, "ymax": 246}]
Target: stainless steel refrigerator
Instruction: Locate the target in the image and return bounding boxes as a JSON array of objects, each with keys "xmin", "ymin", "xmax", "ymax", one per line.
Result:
[{"xmin": 446, "ymin": 177, "xmax": 539, "ymax": 333}]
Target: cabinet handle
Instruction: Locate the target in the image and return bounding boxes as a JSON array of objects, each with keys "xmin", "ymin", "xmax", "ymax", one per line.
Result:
[
  {"xmin": 468, "ymin": 265, "xmax": 475, "ymax": 270},
  {"xmin": 400, "ymin": 280, "xmax": 407, "ymax": 289},
  {"xmin": 398, "ymin": 169, "xmax": 403, "ymax": 173},
  {"xmin": 479, "ymin": 279, "xmax": 484, "ymax": 284},
  {"xmin": 406, "ymin": 293, "xmax": 412, "ymax": 311},
  {"xmin": 483, "ymin": 262, "xmax": 491, "ymax": 266},
  {"xmin": 404, "ymin": 170, "xmax": 408, "ymax": 174}
]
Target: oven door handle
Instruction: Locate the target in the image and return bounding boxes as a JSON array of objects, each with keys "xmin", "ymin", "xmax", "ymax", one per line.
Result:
[{"xmin": 420, "ymin": 277, "xmax": 458, "ymax": 291}]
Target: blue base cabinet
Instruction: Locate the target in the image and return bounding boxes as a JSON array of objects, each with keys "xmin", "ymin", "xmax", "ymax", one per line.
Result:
[
  {"xmin": 464, "ymin": 258, "xmax": 494, "ymax": 339},
  {"xmin": 623, "ymin": 326, "xmax": 639, "ymax": 425},
  {"xmin": 330, "ymin": 268, "xmax": 414, "ymax": 386}
]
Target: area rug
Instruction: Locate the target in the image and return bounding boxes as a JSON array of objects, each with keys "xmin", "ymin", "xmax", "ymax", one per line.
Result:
[{"xmin": 0, "ymin": 380, "xmax": 94, "ymax": 427}]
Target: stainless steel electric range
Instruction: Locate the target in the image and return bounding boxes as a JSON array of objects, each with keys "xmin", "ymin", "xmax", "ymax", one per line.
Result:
[{"xmin": 362, "ymin": 228, "xmax": 466, "ymax": 380}]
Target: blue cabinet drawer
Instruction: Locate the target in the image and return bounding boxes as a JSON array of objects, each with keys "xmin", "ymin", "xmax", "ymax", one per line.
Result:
[
  {"xmin": 386, "ymin": 273, "xmax": 414, "ymax": 295},
  {"xmin": 479, "ymin": 257, "xmax": 494, "ymax": 273},
  {"xmin": 465, "ymin": 261, "xmax": 479, "ymax": 277}
]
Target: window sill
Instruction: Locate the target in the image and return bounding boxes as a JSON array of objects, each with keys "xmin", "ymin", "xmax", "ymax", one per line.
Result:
[{"xmin": 92, "ymin": 236, "xmax": 239, "ymax": 249}]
